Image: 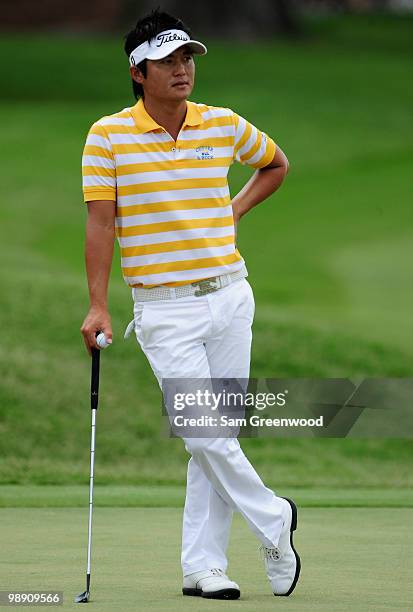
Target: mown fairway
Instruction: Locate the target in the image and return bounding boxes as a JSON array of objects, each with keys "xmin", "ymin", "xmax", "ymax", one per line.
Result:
[{"xmin": 0, "ymin": 15, "xmax": 412, "ymax": 486}]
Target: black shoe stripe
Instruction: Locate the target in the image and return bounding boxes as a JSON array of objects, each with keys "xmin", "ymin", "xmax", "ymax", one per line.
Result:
[
  {"xmin": 202, "ymin": 588, "xmax": 240, "ymax": 600},
  {"xmin": 275, "ymin": 497, "xmax": 301, "ymax": 597},
  {"xmin": 182, "ymin": 587, "xmax": 202, "ymax": 597}
]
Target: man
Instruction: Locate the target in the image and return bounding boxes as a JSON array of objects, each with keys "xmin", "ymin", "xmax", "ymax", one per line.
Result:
[{"xmin": 81, "ymin": 9, "xmax": 300, "ymax": 601}]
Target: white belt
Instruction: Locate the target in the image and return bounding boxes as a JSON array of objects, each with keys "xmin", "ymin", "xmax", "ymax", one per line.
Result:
[
  {"xmin": 132, "ymin": 265, "xmax": 248, "ymax": 302},
  {"xmin": 124, "ymin": 265, "xmax": 248, "ymax": 339}
]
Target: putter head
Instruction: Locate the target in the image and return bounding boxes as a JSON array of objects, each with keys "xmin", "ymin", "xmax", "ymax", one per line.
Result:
[{"xmin": 74, "ymin": 590, "xmax": 90, "ymax": 603}]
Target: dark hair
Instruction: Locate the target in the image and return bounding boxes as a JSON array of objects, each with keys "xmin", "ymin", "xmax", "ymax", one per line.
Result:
[{"xmin": 124, "ymin": 9, "xmax": 192, "ymax": 100}]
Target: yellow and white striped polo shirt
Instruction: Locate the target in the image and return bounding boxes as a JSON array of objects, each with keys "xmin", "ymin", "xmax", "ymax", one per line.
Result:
[{"xmin": 82, "ymin": 100, "xmax": 276, "ymax": 287}]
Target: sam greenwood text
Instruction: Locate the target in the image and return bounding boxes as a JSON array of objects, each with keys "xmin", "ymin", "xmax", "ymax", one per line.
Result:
[{"xmin": 173, "ymin": 415, "xmax": 324, "ymax": 428}]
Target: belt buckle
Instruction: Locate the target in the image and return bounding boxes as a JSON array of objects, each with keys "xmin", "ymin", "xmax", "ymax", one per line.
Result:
[{"xmin": 191, "ymin": 277, "xmax": 219, "ymax": 297}]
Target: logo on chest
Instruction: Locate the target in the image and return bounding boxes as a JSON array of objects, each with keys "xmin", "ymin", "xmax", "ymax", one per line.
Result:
[{"xmin": 196, "ymin": 145, "xmax": 214, "ymax": 160}]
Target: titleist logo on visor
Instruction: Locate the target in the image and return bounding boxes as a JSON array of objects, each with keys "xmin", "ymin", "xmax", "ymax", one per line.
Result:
[
  {"xmin": 155, "ymin": 31, "xmax": 189, "ymax": 47},
  {"xmin": 128, "ymin": 29, "xmax": 206, "ymax": 67}
]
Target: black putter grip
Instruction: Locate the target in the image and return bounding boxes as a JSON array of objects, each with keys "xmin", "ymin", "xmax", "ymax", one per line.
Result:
[{"xmin": 90, "ymin": 348, "xmax": 100, "ymax": 410}]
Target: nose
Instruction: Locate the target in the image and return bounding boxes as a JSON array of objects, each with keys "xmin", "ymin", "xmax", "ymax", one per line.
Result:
[{"xmin": 173, "ymin": 59, "xmax": 186, "ymax": 76}]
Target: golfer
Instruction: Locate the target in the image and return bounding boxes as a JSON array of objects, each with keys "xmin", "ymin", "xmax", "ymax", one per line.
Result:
[{"xmin": 80, "ymin": 9, "xmax": 300, "ymax": 600}]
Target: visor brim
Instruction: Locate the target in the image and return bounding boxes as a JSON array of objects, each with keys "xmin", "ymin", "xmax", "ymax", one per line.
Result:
[{"xmin": 146, "ymin": 40, "xmax": 207, "ymax": 61}]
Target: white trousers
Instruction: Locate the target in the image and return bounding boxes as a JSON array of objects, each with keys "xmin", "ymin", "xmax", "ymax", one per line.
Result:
[{"xmin": 131, "ymin": 279, "xmax": 285, "ymax": 575}]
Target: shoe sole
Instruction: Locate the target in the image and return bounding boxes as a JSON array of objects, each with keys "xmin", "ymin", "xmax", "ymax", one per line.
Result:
[
  {"xmin": 183, "ymin": 587, "xmax": 240, "ymax": 600},
  {"xmin": 274, "ymin": 497, "xmax": 301, "ymax": 597}
]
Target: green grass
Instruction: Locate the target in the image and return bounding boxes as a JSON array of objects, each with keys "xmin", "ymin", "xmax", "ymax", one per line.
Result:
[
  {"xmin": 0, "ymin": 485, "xmax": 412, "ymax": 508},
  {"xmin": 0, "ymin": 15, "xmax": 413, "ymax": 486},
  {"xmin": 1, "ymin": 507, "xmax": 412, "ymax": 610}
]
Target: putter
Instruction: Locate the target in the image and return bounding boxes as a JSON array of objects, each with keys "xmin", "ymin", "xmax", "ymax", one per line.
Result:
[{"xmin": 75, "ymin": 345, "xmax": 100, "ymax": 603}]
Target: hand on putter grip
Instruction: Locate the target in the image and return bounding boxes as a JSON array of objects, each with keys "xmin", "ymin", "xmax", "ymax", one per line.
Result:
[{"xmin": 96, "ymin": 332, "xmax": 111, "ymax": 349}]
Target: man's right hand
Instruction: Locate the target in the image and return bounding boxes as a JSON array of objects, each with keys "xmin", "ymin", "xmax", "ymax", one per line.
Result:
[{"xmin": 80, "ymin": 306, "xmax": 113, "ymax": 355}]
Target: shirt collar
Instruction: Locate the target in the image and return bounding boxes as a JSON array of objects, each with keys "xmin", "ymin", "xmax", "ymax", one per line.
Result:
[{"xmin": 130, "ymin": 99, "xmax": 203, "ymax": 133}]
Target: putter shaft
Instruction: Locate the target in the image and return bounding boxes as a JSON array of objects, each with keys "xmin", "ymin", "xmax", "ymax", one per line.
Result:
[{"xmin": 76, "ymin": 348, "xmax": 100, "ymax": 603}]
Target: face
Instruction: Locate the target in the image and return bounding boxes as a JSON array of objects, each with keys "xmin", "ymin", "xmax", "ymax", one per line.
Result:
[{"xmin": 131, "ymin": 46, "xmax": 195, "ymax": 102}]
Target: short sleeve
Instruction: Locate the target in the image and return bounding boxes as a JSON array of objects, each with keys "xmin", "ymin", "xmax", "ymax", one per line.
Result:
[
  {"xmin": 232, "ymin": 112, "xmax": 276, "ymax": 169},
  {"xmin": 82, "ymin": 122, "xmax": 116, "ymax": 203}
]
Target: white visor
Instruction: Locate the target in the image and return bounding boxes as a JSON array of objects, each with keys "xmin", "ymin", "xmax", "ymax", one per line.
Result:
[{"xmin": 129, "ymin": 28, "xmax": 207, "ymax": 67}]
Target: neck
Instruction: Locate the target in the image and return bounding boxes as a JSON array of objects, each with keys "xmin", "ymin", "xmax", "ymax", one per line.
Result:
[{"xmin": 142, "ymin": 97, "xmax": 187, "ymax": 141}]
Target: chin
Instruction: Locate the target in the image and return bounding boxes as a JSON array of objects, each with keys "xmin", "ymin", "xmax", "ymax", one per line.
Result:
[
  {"xmin": 170, "ymin": 85, "xmax": 193, "ymax": 99},
  {"xmin": 170, "ymin": 92, "xmax": 190, "ymax": 103}
]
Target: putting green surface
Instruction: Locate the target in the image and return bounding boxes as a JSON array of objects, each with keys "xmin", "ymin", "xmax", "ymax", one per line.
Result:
[{"xmin": 1, "ymin": 507, "xmax": 411, "ymax": 611}]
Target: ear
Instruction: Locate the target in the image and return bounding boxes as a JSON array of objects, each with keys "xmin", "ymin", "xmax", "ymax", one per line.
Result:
[{"xmin": 130, "ymin": 65, "xmax": 145, "ymax": 85}]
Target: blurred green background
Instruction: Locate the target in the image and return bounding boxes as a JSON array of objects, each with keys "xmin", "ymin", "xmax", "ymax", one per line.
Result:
[{"xmin": 0, "ymin": 10, "xmax": 412, "ymax": 495}]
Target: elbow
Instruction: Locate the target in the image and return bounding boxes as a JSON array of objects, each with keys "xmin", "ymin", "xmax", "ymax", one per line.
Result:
[
  {"xmin": 275, "ymin": 159, "xmax": 289, "ymax": 182},
  {"xmin": 270, "ymin": 152, "xmax": 290, "ymax": 176},
  {"xmin": 101, "ymin": 219, "xmax": 116, "ymax": 232},
  {"xmin": 88, "ymin": 217, "xmax": 115, "ymax": 233},
  {"xmin": 280, "ymin": 151, "xmax": 290, "ymax": 176}
]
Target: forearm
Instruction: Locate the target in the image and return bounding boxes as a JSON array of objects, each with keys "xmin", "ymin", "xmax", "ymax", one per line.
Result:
[
  {"xmin": 85, "ymin": 218, "xmax": 115, "ymax": 308},
  {"xmin": 232, "ymin": 165, "xmax": 287, "ymax": 221}
]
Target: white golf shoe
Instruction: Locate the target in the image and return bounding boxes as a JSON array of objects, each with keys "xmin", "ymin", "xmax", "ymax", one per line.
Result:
[
  {"xmin": 182, "ymin": 568, "xmax": 240, "ymax": 599},
  {"xmin": 260, "ymin": 497, "xmax": 301, "ymax": 596}
]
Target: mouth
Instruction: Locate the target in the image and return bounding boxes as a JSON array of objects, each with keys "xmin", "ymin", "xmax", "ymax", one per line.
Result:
[{"xmin": 172, "ymin": 81, "xmax": 190, "ymax": 88}]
